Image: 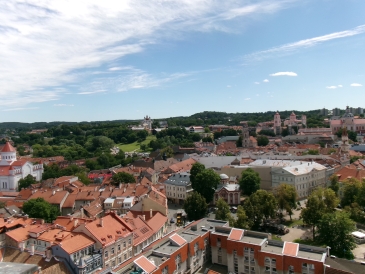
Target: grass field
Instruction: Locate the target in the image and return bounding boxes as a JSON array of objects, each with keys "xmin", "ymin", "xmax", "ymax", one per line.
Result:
[{"xmin": 116, "ymin": 135, "xmax": 156, "ymax": 152}]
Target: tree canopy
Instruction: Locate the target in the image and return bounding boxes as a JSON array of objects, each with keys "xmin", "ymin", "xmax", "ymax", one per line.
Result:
[
  {"xmin": 257, "ymin": 135, "xmax": 269, "ymax": 146},
  {"xmin": 112, "ymin": 172, "xmax": 136, "ymax": 185},
  {"xmin": 183, "ymin": 192, "xmax": 208, "ymax": 221},
  {"xmin": 329, "ymin": 174, "xmax": 340, "ymax": 195},
  {"xmin": 215, "ymin": 198, "xmax": 235, "ymax": 226},
  {"xmin": 239, "ymin": 168, "xmax": 261, "ymax": 196},
  {"xmin": 191, "ymin": 163, "xmax": 220, "ymax": 203},
  {"xmin": 18, "ymin": 174, "xmax": 37, "ymax": 191},
  {"xmin": 243, "ymin": 190, "xmax": 277, "ymax": 229},
  {"xmin": 192, "ymin": 169, "xmax": 220, "ymax": 203},
  {"xmin": 317, "ymin": 211, "xmax": 356, "ymax": 259},
  {"xmin": 274, "ymin": 184, "xmax": 297, "ymax": 220},
  {"xmin": 23, "ymin": 198, "xmax": 60, "ymax": 223},
  {"xmin": 301, "ymin": 188, "xmax": 339, "ymax": 239}
]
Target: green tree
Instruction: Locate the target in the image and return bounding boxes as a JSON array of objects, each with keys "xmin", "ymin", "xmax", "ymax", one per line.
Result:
[
  {"xmin": 257, "ymin": 135, "xmax": 269, "ymax": 146},
  {"xmin": 192, "ymin": 169, "xmax": 220, "ymax": 203},
  {"xmin": 75, "ymin": 172, "xmax": 91, "ymax": 185},
  {"xmin": 336, "ymin": 128, "xmax": 357, "ymax": 142},
  {"xmin": 215, "ymin": 198, "xmax": 235, "ymax": 226},
  {"xmin": 236, "ymin": 136, "xmax": 243, "ymax": 148},
  {"xmin": 341, "ymin": 178, "xmax": 362, "ymax": 207},
  {"xmin": 18, "ymin": 174, "xmax": 37, "ymax": 191},
  {"xmin": 274, "ymin": 184, "xmax": 297, "ymax": 220},
  {"xmin": 317, "ymin": 211, "xmax": 356, "ymax": 258},
  {"xmin": 329, "ymin": 175, "xmax": 340, "ymax": 195},
  {"xmin": 112, "ymin": 172, "xmax": 136, "ymax": 185},
  {"xmin": 140, "ymin": 143, "xmax": 148, "ymax": 151},
  {"xmin": 190, "ymin": 162, "xmax": 206, "ymax": 187},
  {"xmin": 234, "ymin": 205, "xmax": 250, "ymax": 229},
  {"xmin": 23, "ymin": 198, "xmax": 60, "ymax": 223},
  {"xmin": 301, "ymin": 188, "xmax": 339, "ymax": 240},
  {"xmin": 161, "ymin": 146, "xmax": 174, "ymax": 158},
  {"xmin": 239, "ymin": 168, "xmax": 261, "ymax": 196},
  {"xmin": 243, "ymin": 190, "xmax": 277, "ymax": 229},
  {"xmin": 183, "ymin": 192, "xmax": 208, "ymax": 221}
]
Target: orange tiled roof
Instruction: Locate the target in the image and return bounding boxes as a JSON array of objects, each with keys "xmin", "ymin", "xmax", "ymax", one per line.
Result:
[
  {"xmin": 54, "ymin": 216, "xmax": 93, "ymax": 231},
  {"xmin": 83, "ymin": 213, "xmax": 133, "ymax": 246},
  {"xmin": 335, "ymin": 166, "xmax": 365, "ymax": 181},
  {"xmin": 28, "ymin": 190, "xmax": 69, "ymax": 205},
  {"xmin": 59, "ymin": 233, "xmax": 95, "ymax": 254}
]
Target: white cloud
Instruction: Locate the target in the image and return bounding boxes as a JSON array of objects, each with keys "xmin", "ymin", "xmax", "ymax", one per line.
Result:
[
  {"xmin": 351, "ymin": 83, "xmax": 363, "ymax": 87},
  {"xmin": 77, "ymin": 90, "xmax": 107, "ymax": 95},
  {"xmin": 2, "ymin": 107, "xmax": 39, "ymax": 112},
  {"xmin": 245, "ymin": 98, "xmax": 251, "ymax": 100},
  {"xmin": 270, "ymin": 72, "xmax": 297, "ymax": 77},
  {"xmin": 0, "ymin": 0, "xmax": 296, "ymax": 108},
  {"xmin": 326, "ymin": 86, "xmax": 337, "ymax": 89},
  {"xmin": 263, "ymin": 79, "xmax": 269, "ymax": 82},
  {"xmin": 54, "ymin": 104, "xmax": 74, "ymax": 107},
  {"xmin": 338, "ymin": 85, "xmax": 343, "ymax": 88},
  {"xmin": 244, "ymin": 24, "xmax": 365, "ymax": 61},
  {"xmin": 254, "ymin": 82, "xmax": 260, "ymax": 84}
]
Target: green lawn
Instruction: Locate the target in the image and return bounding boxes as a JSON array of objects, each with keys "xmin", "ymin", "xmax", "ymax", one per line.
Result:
[
  {"xmin": 284, "ymin": 218, "xmax": 303, "ymax": 227},
  {"xmin": 116, "ymin": 135, "xmax": 156, "ymax": 152}
]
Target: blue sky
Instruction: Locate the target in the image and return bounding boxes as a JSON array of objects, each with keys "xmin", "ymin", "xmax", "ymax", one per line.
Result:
[{"xmin": 1, "ymin": 0, "xmax": 365, "ymax": 122}]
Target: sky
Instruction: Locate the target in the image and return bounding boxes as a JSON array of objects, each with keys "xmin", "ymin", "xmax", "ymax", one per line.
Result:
[{"xmin": 1, "ymin": 0, "xmax": 365, "ymax": 122}]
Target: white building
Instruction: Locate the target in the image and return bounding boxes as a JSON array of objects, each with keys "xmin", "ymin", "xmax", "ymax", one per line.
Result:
[
  {"xmin": 250, "ymin": 159, "xmax": 326, "ymax": 199},
  {"xmin": 0, "ymin": 142, "xmax": 43, "ymax": 191},
  {"xmin": 163, "ymin": 172, "xmax": 193, "ymax": 204}
]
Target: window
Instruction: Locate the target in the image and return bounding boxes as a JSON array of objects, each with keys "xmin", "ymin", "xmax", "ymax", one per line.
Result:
[
  {"xmin": 118, "ymin": 244, "xmax": 121, "ymax": 251},
  {"xmin": 104, "ymin": 251, "xmax": 108, "ymax": 258},
  {"xmin": 111, "ymin": 247, "xmax": 114, "ymax": 254},
  {"xmin": 128, "ymin": 238, "xmax": 131, "ymax": 245}
]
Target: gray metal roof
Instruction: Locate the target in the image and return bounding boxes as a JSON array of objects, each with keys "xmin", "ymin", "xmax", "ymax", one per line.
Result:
[{"xmin": 163, "ymin": 172, "xmax": 191, "ymax": 186}]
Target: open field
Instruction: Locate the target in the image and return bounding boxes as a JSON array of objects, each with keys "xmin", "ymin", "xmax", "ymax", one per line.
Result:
[{"xmin": 116, "ymin": 135, "xmax": 156, "ymax": 152}]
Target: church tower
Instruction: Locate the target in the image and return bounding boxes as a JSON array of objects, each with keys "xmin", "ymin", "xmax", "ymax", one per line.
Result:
[
  {"xmin": 0, "ymin": 142, "xmax": 17, "ymax": 166},
  {"xmin": 274, "ymin": 111, "xmax": 281, "ymax": 135},
  {"xmin": 241, "ymin": 121, "xmax": 250, "ymax": 148},
  {"xmin": 340, "ymin": 127, "xmax": 350, "ymax": 153}
]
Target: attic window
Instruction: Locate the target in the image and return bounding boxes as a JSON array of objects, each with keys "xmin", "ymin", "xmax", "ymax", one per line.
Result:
[
  {"xmin": 101, "ymin": 238, "xmax": 106, "ymax": 242},
  {"xmin": 108, "ymin": 235, "xmax": 112, "ymax": 239}
]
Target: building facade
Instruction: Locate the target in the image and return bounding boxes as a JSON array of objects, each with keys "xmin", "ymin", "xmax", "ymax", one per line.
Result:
[{"xmin": 0, "ymin": 142, "xmax": 43, "ymax": 191}]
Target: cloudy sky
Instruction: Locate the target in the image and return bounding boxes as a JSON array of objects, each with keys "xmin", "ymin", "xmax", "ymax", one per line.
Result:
[{"xmin": 1, "ymin": 0, "xmax": 365, "ymax": 122}]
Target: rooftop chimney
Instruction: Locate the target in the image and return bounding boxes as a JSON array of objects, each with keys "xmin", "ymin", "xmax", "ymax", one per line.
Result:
[
  {"xmin": 100, "ymin": 218, "xmax": 103, "ymax": 227},
  {"xmin": 150, "ymin": 208, "xmax": 152, "ymax": 219}
]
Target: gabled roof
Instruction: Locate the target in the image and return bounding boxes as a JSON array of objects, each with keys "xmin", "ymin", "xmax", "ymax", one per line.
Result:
[{"xmin": 83, "ymin": 213, "xmax": 133, "ymax": 246}]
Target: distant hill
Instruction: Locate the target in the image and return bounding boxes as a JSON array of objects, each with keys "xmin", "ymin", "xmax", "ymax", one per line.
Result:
[{"xmin": 0, "ymin": 109, "xmax": 325, "ymax": 129}]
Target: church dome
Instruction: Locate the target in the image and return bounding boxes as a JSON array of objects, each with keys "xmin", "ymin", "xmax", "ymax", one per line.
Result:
[
  {"xmin": 220, "ymin": 174, "xmax": 229, "ymax": 180},
  {"xmin": 342, "ymin": 112, "xmax": 354, "ymax": 118}
]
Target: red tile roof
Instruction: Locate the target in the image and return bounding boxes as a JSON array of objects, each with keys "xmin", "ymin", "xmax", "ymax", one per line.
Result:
[
  {"xmin": 59, "ymin": 233, "xmax": 95, "ymax": 254},
  {"xmin": 282, "ymin": 242, "xmax": 299, "ymax": 257},
  {"xmin": 134, "ymin": 256, "xmax": 157, "ymax": 274},
  {"xmin": 228, "ymin": 228, "xmax": 244, "ymax": 241},
  {"xmin": 83, "ymin": 213, "xmax": 133, "ymax": 246},
  {"xmin": 169, "ymin": 233, "xmax": 187, "ymax": 246},
  {"xmin": 1, "ymin": 142, "xmax": 16, "ymax": 152}
]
